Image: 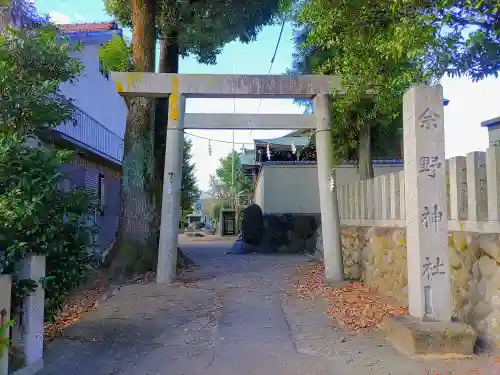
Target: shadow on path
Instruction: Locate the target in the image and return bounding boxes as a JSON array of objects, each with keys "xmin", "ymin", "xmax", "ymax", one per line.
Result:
[{"xmin": 39, "ymin": 238, "xmax": 500, "ymax": 375}]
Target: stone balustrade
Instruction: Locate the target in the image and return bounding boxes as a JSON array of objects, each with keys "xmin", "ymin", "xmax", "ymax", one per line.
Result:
[{"xmin": 337, "ymin": 146, "xmax": 500, "ymax": 234}]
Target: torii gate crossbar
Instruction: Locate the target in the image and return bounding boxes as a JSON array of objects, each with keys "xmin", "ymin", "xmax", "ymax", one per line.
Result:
[{"xmin": 111, "ymin": 72, "xmax": 344, "ymax": 284}]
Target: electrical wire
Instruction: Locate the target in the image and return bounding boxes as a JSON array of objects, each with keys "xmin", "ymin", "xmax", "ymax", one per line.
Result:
[
  {"xmin": 256, "ymin": 19, "xmax": 287, "ymax": 114},
  {"xmin": 184, "ymin": 128, "xmax": 319, "ymax": 146},
  {"xmin": 184, "ymin": 130, "xmax": 251, "ymax": 146}
]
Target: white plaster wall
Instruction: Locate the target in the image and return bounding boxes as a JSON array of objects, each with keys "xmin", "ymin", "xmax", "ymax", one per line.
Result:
[
  {"xmin": 59, "ymin": 43, "xmax": 127, "ymax": 138},
  {"xmin": 258, "ymin": 165, "xmax": 320, "ymax": 214},
  {"xmin": 256, "ymin": 163, "xmax": 404, "ymax": 214},
  {"xmin": 254, "ymin": 169, "xmax": 265, "ymax": 209}
]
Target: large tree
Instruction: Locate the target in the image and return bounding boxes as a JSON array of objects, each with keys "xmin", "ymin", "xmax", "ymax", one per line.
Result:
[
  {"xmin": 106, "ymin": 0, "xmax": 157, "ymax": 277},
  {"xmin": 103, "ymin": 0, "xmax": 289, "ymax": 275},
  {"xmin": 294, "ymin": 0, "xmax": 500, "ymax": 180},
  {"xmin": 372, "ymin": 0, "xmax": 500, "ymax": 82},
  {"xmin": 100, "ymin": 34, "xmax": 199, "ymax": 273},
  {"xmin": 103, "ymin": 0, "xmax": 291, "ymax": 193},
  {"xmin": 294, "ymin": 0, "xmax": 429, "ymax": 179}
]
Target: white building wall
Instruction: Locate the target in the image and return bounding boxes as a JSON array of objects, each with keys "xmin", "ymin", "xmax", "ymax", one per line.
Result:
[
  {"xmin": 58, "ymin": 43, "xmax": 127, "ymax": 138},
  {"xmin": 254, "ymin": 163, "xmax": 404, "ymax": 214},
  {"xmin": 258, "ymin": 165, "xmax": 320, "ymax": 214},
  {"xmin": 254, "ymin": 168, "xmax": 265, "ymax": 209},
  {"xmin": 487, "ymin": 124, "xmax": 500, "ymax": 146}
]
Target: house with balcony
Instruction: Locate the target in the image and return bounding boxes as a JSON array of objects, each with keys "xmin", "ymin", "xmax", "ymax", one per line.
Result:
[
  {"xmin": 5, "ymin": 10, "xmax": 127, "ymax": 255},
  {"xmin": 34, "ymin": 22, "xmax": 127, "ymax": 257},
  {"xmin": 52, "ymin": 22, "xmax": 127, "ymax": 256}
]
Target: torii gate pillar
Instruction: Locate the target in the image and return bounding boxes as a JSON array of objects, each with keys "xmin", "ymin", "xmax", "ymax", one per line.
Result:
[
  {"xmin": 314, "ymin": 94, "xmax": 344, "ymax": 283},
  {"xmin": 157, "ymin": 91, "xmax": 186, "ymax": 283}
]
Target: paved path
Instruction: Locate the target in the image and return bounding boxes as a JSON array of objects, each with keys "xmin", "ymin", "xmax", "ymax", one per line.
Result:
[{"xmin": 40, "ymin": 239, "xmax": 500, "ymax": 375}]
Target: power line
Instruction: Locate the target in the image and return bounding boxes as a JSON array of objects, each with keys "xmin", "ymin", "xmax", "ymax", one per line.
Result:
[
  {"xmin": 256, "ymin": 19, "xmax": 287, "ymax": 113},
  {"xmin": 185, "ymin": 21, "xmax": 289, "ymax": 149},
  {"xmin": 184, "ymin": 128, "xmax": 318, "ymax": 146},
  {"xmin": 184, "ymin": 131, "xmax": 251, "ymax": 146}
]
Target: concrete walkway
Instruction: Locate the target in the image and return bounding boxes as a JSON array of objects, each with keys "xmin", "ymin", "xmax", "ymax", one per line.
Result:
[{"xmin": 40, "ymin": 239, "xmax": 500, "ymax": 375}]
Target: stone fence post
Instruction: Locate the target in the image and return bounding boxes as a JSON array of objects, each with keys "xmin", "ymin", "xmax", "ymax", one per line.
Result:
[{"xmin": 12, "ymin": 255, "xmax": 45, "ymax": 373}]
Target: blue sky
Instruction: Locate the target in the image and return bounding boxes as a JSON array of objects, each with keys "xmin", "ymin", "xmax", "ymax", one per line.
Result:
[{"xmin": 36, "ymin": 0, "xmax": 500, "ymax": 190}]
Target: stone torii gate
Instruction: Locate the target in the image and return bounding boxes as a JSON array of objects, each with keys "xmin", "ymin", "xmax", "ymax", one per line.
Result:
[{"xmin": 111, "ymin": 72, "xmax": 345, "ymax": 284}]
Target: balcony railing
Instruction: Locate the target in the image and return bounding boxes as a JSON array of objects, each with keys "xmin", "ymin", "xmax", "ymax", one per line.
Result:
[{"xmin": 56, "ymin": 106, "xmax": 124, "ymax": 164}]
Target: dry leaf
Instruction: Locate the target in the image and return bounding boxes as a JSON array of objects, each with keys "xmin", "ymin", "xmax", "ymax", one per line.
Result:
[{"xmin": 295, "ymin": 263, "xmax": 408, "ymax": 332}]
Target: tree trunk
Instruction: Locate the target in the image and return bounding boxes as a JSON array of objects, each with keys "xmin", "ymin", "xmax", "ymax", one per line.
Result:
[
  {"xmin": 152, "ymin": 32, "xmax": 179, "ymax": 250},
  {"xmin": 358, "ymin": 118, "xmax": 374, "ymax": 180},
  {"xmin": 107, "ymin": 0, "xmax": 157, "ymax": 278}
]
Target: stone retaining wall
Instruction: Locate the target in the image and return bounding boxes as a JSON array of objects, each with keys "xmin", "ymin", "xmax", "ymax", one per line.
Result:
[{"xmin": 336, "ymin": 226, "xmax": 500, "ymax": 345}]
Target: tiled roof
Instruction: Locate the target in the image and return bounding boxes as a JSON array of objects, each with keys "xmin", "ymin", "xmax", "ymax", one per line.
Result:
[
  {"xmin": 254, "ymin": 136, "xmax": 310, "ymax": 147},
  {"xmin": 262, "ymin": 161, "xmax": 317, "ymax": 166},
  {"xmin": 58, "ymin": 22, "xmax": 119, "ymax": 34},
  {"xmin": 346, "ymin": 159, "xmax": 403, "ymax": 165},
  {"xmin": 481, "ymin": 116, "xmax": 500, "ymax": 128}
]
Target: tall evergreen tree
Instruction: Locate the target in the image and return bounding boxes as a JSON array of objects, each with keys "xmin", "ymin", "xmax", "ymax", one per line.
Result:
[{"xmin": 180, "ymin": 138, "xmax": 199, "ymax": 222}]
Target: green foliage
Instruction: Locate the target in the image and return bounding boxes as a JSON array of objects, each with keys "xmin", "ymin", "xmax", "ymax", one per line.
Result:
[
  {"xmin": 99, "ymin": 34, "xmax": 133, "ymax": 74},
  {"xmin": 294, "ymin": 0, "xmax": 427, "ymax": 168},
  {"xmin": 0, "ymin": 134, "xmax": 97, "ymax": 321},
  {"xmin": 381, "ymin": 0, "xmax": 500, "ymax": 81},
  {"xmin": 181, "ymin": 137, "xmax": 200, "ymax": 220},
  {"xmin": 104, "ymin": 0, "xmax": 288, "ymax": 64},
  {"xmin": 293, "ymin": 0, "xmax": 500, "ymax": 170},
  {"xmin": 0, "ymin": 25, "xmax": 96, "ymax": 321},
  {"xmin": 301, "ymin": 0, "xmax": 500, "ymax": 83},
  {"xmin": 0, "ymin": 26, "xmax": 83, "ymax": 133},
  {"xmin": 294, "ymin": 0, "xmax": 500, "ymax": 165},
  {"xmin": 215, "ymin": 151, "xmax": 253, "ymax": 195},
  {"xmin": 0, "ymin": 317, "xmax": 13, "ymax": 359}
]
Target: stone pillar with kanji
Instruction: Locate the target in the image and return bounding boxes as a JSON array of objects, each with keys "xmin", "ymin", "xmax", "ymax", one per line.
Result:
[
  {"xmin": 380, "ymin": 84, "xmax": 477, "ymax": 358},
  {"xmin": 403, "ymin": 84, "xmax": 451, "ymax": 321}
]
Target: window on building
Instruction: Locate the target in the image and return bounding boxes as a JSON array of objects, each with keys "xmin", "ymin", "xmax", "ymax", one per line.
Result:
[
  {"xmin": 58, "ymin": 178, "xmax": 72, "ymax": 193},
  {"xmin": 98, "ymin": 173, "xmax": 105, "ymax": 215}
]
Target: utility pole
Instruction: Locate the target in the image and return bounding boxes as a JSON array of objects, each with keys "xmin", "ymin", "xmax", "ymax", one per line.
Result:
[
  {"xmin": 232, "ymin": 43, "xmax": 236, "ymax": 209},
  {"xmin": 232, "ymin": 43, "xmax": 239, "ymax": 235}
]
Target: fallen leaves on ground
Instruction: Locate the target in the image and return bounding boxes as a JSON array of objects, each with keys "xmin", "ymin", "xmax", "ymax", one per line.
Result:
[
  {"xmin": 44, "ymin": 272, "xmax": 108, "ymax": 342},
  {"xmin": 295, "ymin": 262, "xmax": 408, "ymax": 332},
  {"xmin": 44, "ymin": 265, "xmax": 197, "ymax": 342}
]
